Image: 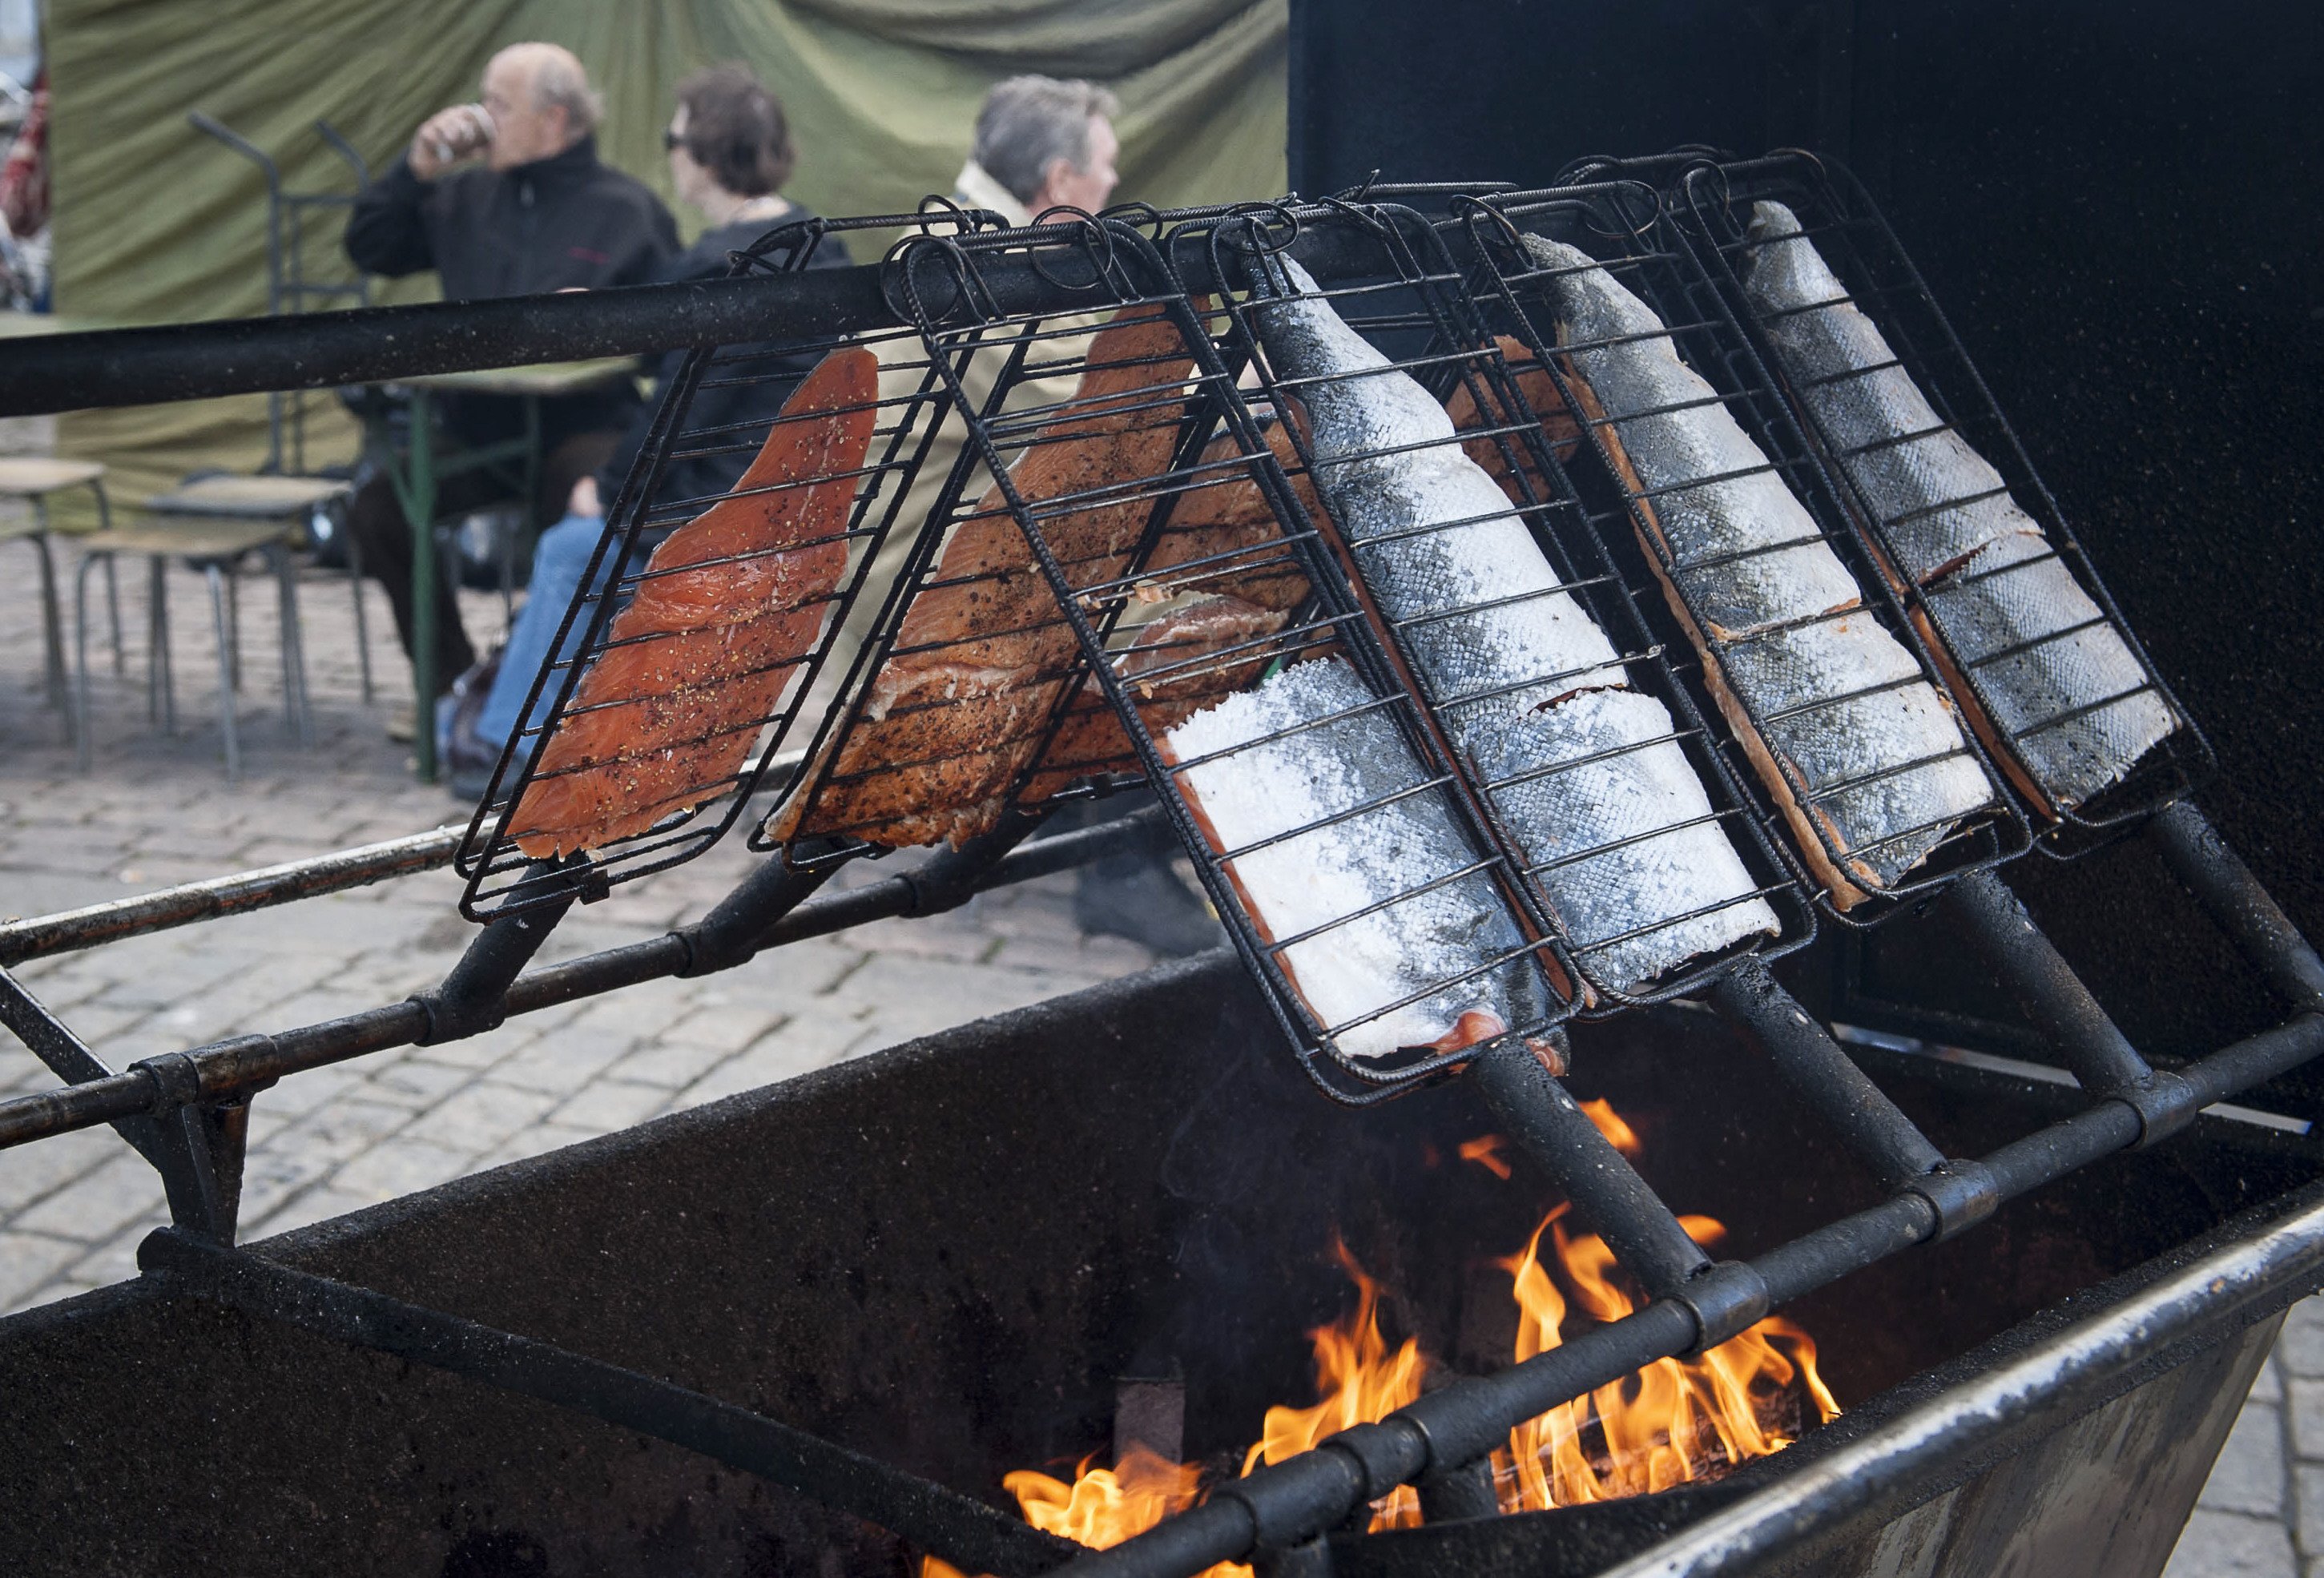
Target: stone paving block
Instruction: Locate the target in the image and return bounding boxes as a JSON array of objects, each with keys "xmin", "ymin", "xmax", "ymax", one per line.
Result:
[
  {"xmin": 2292, "ymin": 1379, "xmax": 2324, "ymax": 1462},
  {"xmin": 2202, "ymin": 1400, "xmax": 2288, "ymax": 1517},
  {"xmin": 10, "ymin": 1152, "xmax": 165, "ymax": 1243},
  {"xmin": 361, "ymin": 1054, "xmax": 477, "ymax": 1108},
  {"xmin": 0, "ymin": 1125, "xmax": 115, "ymax": 1210},
  {"xmin": 247, "ymin": 1061, "xmax": 365, "ymax": 1121},
  {"xmin": 2293, "ymin": 1463, "xmax": 2324, "ymax": 1552},
  {"xmin": 659, "ymin": 1003, "xmax": 784, "ymax": 1056},
  {"xmin": 470, "ymin": 1122, "xmax": 607, "ymax": 1173},
  {"xmin": 62, "ymin": 1226, "xmax": 147, "ymax": 1293},
  {"xmin": 606, "ymin": 1037, "xmax": 738, "ymax": 1092},
  {"xmin": 492, "ymin": 1029, "xmax": 640, "ymax": 1093},
  {"xmin": 233, "ymin": 1142, "xmax": 350, "ymax": 1227},
  {"xmin": 670, "ymin": 1025, "xmax": 876, "ymax": 1110},
  {"xmin": 547, "ymin": 1079, "xmax": 671, "ymax": 1134},
  {"xmin": 333, "ymin": 1137, "xmax": 477, "ymax": 1202},
  {"xmin": 2254, "ymin": 1355, "xmax": 2286, "ymax": 1407},
  {"xmin": 823, "ymin": 953, "xmax": 1087, "ymax": 1044},
  {"xmin": 0, "ymin": 1230, "xmax": 87, "ymax": 1310},
  {"xmin": 2280, "ymin": 1298, "xmax": 2324, "ymax": 1380},
  {"xmin": 250, "ymin": 1184, "xmax": 392, "ymax": 1240},
  {"xmin": 2163, "ymin": 1508, "xmax": 2298, "ymax": 1577},
  {"xmin": 296, "ymin": 1096, "xmax": 417, "ymax": 1151},
  {"xmin": 416, "ymin": 1079, "xmax": 563, "ymax": 1157}
]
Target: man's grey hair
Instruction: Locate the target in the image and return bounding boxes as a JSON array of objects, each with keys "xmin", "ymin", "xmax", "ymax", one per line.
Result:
[
  {"xmin": 504, "ymin": 42, "xmax": 604, "ymax": 135},
  {"xmin": 973, "ymin": 75, "xmax": 1120, "ymax": 206}
]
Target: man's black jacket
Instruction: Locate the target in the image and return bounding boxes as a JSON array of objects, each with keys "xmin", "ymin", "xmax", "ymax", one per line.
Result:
[{"xmin": 344, "ymin": 135, "xmax": 678, "ymax": 447}]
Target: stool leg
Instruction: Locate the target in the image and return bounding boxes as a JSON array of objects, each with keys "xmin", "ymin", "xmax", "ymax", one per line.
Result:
[
  {"xmin": 272, "ymin": 542, "xmax": 312, "ymax": 747},
  {"xmin": 90, "ymin": 479, "xmax": 123, "ymax": 674},
  {"xmin": 73, "ymin": 552, "xmax": 101, "ymax": 774},
  {"xmin": 150, "ymin": 557, "xmax": 175, "ymax": 734},
  {"xmin": 225, "ymin": 569, "xmax": 242, "ymax": 694},
  {"xmin": 205, "ymin": 562, "xmax": 239, "ymax": 783},
  {"xmin": 345, "ymin": 519, "xmax": 375, "ymax": 706},
  {"xmin": 29, "ymin": 511, "xmax": 67, "ymax": 720}
]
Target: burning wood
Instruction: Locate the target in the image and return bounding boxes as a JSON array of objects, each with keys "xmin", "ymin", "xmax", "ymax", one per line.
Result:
[{"xmin": 924, "ymin": 1101, "xmax": 1839, "ymax": 1577}]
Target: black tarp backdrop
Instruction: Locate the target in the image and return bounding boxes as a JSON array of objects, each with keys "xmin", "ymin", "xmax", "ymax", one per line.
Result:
[{"xmin": 1288, "ymin": 0, "xmax": 2324, "ymax": 1078}]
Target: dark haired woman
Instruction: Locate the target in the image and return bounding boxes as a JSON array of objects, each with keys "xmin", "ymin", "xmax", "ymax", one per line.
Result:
[{"xmin": 451, "ymin": 65, "xmax": 850, "ymax": 792}]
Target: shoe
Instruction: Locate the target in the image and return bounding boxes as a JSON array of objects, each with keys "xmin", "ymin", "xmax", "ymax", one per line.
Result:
[
  {"xmin": 1074, "ymin": 855, "xmax": 1223, "ymax": 958},
  {"xmin": 442, "ymin": 649, "xmax": 505, "ymax": 803},
  {"xmin": 385, "ymin": 702, "xmax": 416, "ymax": 743}
]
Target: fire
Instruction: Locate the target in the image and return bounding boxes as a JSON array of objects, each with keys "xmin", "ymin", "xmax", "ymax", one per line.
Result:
[
  {"xmin": 1241, "ymin": 1240, "xmax": 1428, "ymax": 1531},
  {"xmin": 930, "ymin": 1102, "xmax": 1838, "ymax": 1576},
  {"xmin": 1491, "ymin": 1211, "xmax": 1839, "ymax": 1510}
]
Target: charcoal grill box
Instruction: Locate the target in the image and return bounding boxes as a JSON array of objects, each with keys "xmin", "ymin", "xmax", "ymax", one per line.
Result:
[{"xmin": 2, "ymin": 953, "xmax": 2314, "ymax": 1577}]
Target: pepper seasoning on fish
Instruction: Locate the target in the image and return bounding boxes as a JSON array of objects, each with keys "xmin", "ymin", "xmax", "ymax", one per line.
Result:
[
  {"xmin": 1164, "ymin": 656, "xmax": 1556, "ymax": 1060},
  {"xmin": 1521, "ymin": 233, "xmax": 1995, "ymax": 907},
  {"xmin": 506, "ymin": 344, "xmax": 878, "ymax": 858},
  {"xmin": 1249, "ymin": 260, "xmax": 1777, "ymax": 992},
  {"xmin": 1738, "ymin": 200, "xmax": 2178, "ymax": 817}
]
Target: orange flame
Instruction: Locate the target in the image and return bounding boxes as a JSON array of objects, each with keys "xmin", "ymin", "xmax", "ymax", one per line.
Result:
[
  {"xmin": 1458, "ymin": 1134, "xmax": 1513, "ymax": 1179},
  {"xmin": 1492, "ymin": 1210, "xmax": 1839, "ymax": 1509},
  {"xmin": 933, "ymin": 1102, "xmax": 1839, "ymax": 1576},
  {"xmin": 1240, "ymin": 1240, "xmax": 1428, "ymax": 1531}
]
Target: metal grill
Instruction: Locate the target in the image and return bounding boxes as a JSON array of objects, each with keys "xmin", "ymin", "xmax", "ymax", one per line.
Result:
[
  {"xmin": 1660, "ymin": 150, "xmax": 2213, "ymax": 856},
  {"xmin": 1449, "ymin": 180, "xmax": 2028, "ymax": 925},
  {"xmin": 767, "ymin": 212, "xmax": 1573, "ymax": 1102},
  {"xmin": 0, "ymin": 184, "xmax": 2318, "ymax": 1578},
  {"xmin": 453, "ymin": 212, "xmax": 988, "ymax": 920}
]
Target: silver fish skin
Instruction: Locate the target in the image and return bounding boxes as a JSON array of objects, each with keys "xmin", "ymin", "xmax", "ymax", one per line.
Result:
[
  {"xmin": 1522, "ymin": 232, "xmax": 1993, "ymax": 893},
  {"xmin": 1741, "ymin": 200, "xmax": 2176, "ymax": 812},
  {"xmin": 1251, "ymin": 260, "xmax": 1776, "ymax": 990},
  {"xmin": 1166, "ymin": 656, "xmax": 1551, "ymax": 1057}
]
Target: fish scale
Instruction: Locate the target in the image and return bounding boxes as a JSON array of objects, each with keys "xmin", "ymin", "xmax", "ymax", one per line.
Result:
[
  {"xmin": 1250, "ymin": 260, "xmax": 1776, "ymax": 990},
  {"xmin": 1166, "ymin": 657, "xmax": 1551, "ymax": 1057},
  {"xmin": 1521, "ymin": 233, "xmax": 1993, "ymax": 900},
  {"xmin": 1740, "ymin": 200, "xmax": 2177, "ymax": 814}
]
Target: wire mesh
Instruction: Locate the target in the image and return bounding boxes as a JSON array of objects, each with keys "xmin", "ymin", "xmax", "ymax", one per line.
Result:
[
  {"xmin": 454, "ymin": 211, "xmax": 990, "ymax": 920},
  {"xmin": 1450, "ymin": 181, "xmax": 2028, "ymax": 926},
  {"xmin": 1174, "ymin": 199, "xmax": 1815, "ymax": 1010},
  {"xmin": 763, "ymin": 212, "xmax": 1575, "ymax": 1102},
  {"xmin": 1665, "ymin": 150, "xmax": 2212, "ymax": 858}
]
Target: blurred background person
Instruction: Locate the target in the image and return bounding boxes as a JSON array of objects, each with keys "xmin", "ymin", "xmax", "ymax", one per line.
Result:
[
  {"xmin": 342, "ymin": 42, "xmax": 677, "ymax": 741},
  {"xmin": 953, "ymin": 75, "xmax": 1120, "ymax": 223},
  {"xmin": 446, "ymin": 62, "xmax": 851, "ymax": 795}
]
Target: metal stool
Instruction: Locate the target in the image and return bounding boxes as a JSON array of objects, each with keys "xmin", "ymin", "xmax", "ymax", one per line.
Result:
[
  {"xmin": 74, "ymin": 474, "xmax": 348, "ymax": 780},
  {"xmin": 0, "ymin": 457, "xmax": 119, "ymax": 741}
]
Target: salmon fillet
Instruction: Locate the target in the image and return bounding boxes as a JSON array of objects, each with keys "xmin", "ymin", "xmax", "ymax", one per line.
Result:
[
  {"xmin": 1444, "ymin": 336, "xmax": 1584, "ymax": 488},
  {"xmin": 1015, "ymin": 594, "xmax": 1295, "ymax": 803},
  {"xmin": 1134, "ymin": 421, "xmax": 1319, "ymax": 614},
  {"xmin": 506, "ymin": 345, "xmax": 880, "ymax": 858},
  {"xmin": 771, "ymin": 306, "xmax": 1203, "ymax": 849}
]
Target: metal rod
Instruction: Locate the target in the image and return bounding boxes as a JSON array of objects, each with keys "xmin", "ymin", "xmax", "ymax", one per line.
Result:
[
  {"xmin": 1592, "ymin": 1184, "xmax": 2324, "ymax": 1578},
  {"xmin": 0, "ymin": 808, "xmax": 1167, "ymax": 1153},
  {"xmin": 1706, "ymin": 959, "xmax": 1945, "ymax": 1190},
  {"xmin": 2148, "ymin": 803, "xmax": 2324, "ymax": 1014},
  {"xmin": 0, "ymin": 219, "xmax": 1400, "ymax": 419},
  {"xmin": 1940, "ymin": 871, "xmax": 2153, "ymax": 1099},
  {"xmin": 0, "ymin": 824, "xmax": 464, "ymax": 964},
  {"xmin": 138, "ymin": 1229, "xmax": 1079, "ymax": 1578},
  {"xmin": 1467, "ymin": 1039, "xmax": 1711, "ymax": 1298}
]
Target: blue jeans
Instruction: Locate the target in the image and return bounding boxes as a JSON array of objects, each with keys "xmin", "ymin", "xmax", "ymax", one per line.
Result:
[{"xmin": 477, "ymin": 511, "xmax": 631, "ymax": 748}]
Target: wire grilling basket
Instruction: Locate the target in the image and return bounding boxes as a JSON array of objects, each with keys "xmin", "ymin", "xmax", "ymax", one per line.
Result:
[
  {"xmin": 1657, "ymin": 149, "xmax": 2213, "ymax": 859},
  {"xmin": 1447, "ymin": 180, "xmax": 2030, "ymax": 926},
  {"xmin": 454, "ymin": 211, "xmax": 991, "ymax": 920},
  {"xmin": 765, "ymin": 213, "xmax": 1573, "ymax": 1104},
  {"xmin": 1174, "ymin": 199, "xmax": 1815, "ymax": 1014}
]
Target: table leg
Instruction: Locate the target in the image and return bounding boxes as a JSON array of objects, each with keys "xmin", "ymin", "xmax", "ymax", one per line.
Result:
[{"xmin": 408, "ymin": 391, "xmax": 439, "ymax": 783}]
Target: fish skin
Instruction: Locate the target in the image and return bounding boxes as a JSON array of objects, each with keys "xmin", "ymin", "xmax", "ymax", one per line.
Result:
[
  {"xmin": 1523, "ymin": 232, "xmax": 1993, "ymax": 897},
  {"xmin": 1166, "ymin": 656, "xmax": 1553, "ymax": 1057},
  {"xmin": 1740, "ymin": 199, "xmax": 2175, "ymax": 814},
  {"xmin": 1252, "ymin": 260, "xmax": 1776, "ymax": 989}
]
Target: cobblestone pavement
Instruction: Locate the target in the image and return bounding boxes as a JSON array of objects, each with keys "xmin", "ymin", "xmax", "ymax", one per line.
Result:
[{"xmin": 0, "ymin": 422, "xmax": 2313, "ymax": 1572}]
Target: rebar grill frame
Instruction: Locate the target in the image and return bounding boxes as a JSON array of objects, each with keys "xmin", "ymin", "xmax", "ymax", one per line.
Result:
[
  {"xmin": 1661, "ymin": 150, "xmax": 2213, "ymax": 858},
  {"xmin": 1167, "ymin": 197, "xmax": 1819, "ymax": 1014},
  {"xmin": 453, "ymin": 211, "xmax": 992, "ymax": 921},
  {"xmin": 1448, "ymin": 181, "xmax": 2030, "ymax": 926},
  {"xmin": 780, "ymin": 212, "xmax": 1577, "ymax": 1105},
  {"xmin": 0, "ymin": 195, "xmax": 2317, "ymax": 1578}
]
